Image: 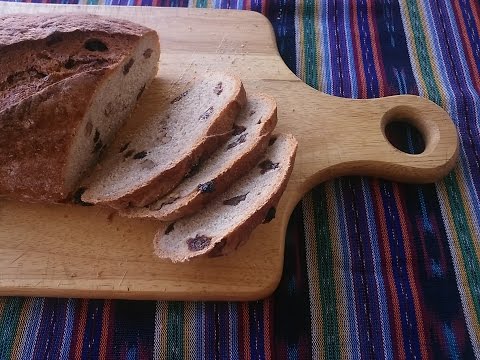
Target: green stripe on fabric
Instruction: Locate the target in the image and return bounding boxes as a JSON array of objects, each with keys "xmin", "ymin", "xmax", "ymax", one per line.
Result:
[
  {"xmin": 404, "ymin": 0, "xmax": 442, "ymax": 105},
  {"xmin": 0, "ymin": 298, "xmax": 24, "ymax": 360},
  {"xmin": 312, "ymin": 186, "xmax": 340, "ymax": 359},
  {"xmin": 303, "ymin": 0, "xmax": 318, "ymax": 89},
  {"xmin": 444, "ymin": 173, "xmax": 480, "ymax": 319},
  {"xmin": 166, "ymin": 302, "xmax": 184, "ymax": 360},
  {"xmin": 195, "ymin": 0, "xmax": 208, "ymax": 8}
]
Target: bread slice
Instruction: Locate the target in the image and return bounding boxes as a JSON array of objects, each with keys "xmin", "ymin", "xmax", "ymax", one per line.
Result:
[
  {"xmin": 0, "ymin": 14, "xmax": 160, "ymax": 203},
  {"xmin": 121, "ymin": 93, "xmax": 278, "ymax": 221},
  {"xmin": 79, "ymin": 72, "xmax": 246, "ymax": 208},
  {"xmin": 154, "ymin": 133, "xmax": 298, "ymax": 262}
]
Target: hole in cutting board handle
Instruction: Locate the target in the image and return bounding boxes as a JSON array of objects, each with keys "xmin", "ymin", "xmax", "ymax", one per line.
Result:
[
  {"xmin": 381, "ymin": 105, "xmax": 437, "ymax": 156},
  {"xmin": 384, "ymin": 120, "xmax": 425, "ymax": 154}
]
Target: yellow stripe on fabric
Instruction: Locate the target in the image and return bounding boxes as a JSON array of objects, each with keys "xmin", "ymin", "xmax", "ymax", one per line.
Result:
[
  {"xmin": 398, "ymin": 0, "xmax": 439, "ymax": 103},
  {"xmin": 183, "ymin": 302, "xmax": 197, "ymax": 360},
  {"xmin": 296, "ymin": 1, "xmax": 305, "ymax": 81},
  {"xmin": 416, "ymin": 0, "xmax": 451, "ymax": 107},
  {"xmin": 0, "ymin": 299, "xmax": 5, "ymax": 319},
  {"xmin": 436, "ymin": 176, "xmax": 480, "ymax": 349},
  {"xmin": 325, "ymin": 182, "xmax": 351, "ymax": 360},
  {"xmin": 154, "ymin": 301, "xmax": 169, "ymax": 359},
  {"xmin": 10, "ymin": 298, "xmax": 31, "ymax": 360},
  {"xmin": 454, "ymin": 164, "xmax": 480, "ymax": 263},
  {"xmin": 302, "ymin": 193, "xmax": 324, "ymax": 360}
]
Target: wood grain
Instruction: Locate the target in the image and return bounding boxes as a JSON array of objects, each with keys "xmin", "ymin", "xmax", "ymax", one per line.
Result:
[{"xmin": 0, "ymin": 3, "xmax": 459, "ymax": 300}]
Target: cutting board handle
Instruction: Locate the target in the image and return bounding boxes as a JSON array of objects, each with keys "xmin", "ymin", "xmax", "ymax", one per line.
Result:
[{"xmin": 294, "ymin": 93, "xmax": 459, "ymax": 197}]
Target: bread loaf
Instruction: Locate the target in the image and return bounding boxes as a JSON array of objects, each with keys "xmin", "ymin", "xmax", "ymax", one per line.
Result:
[{"xmin": 0, "ymin": 14, "xmax": 160, "ymax": 202}]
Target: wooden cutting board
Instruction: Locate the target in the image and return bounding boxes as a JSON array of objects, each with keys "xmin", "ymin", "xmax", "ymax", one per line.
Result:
[{"xmin": 0, "ymin": 3, "xmax": 458, "ymax": 301}]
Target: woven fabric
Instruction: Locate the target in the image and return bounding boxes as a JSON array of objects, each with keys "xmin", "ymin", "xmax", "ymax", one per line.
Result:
[{"xmin": 0, "ymin": 0, "xmax": 479, "ymax": 359}]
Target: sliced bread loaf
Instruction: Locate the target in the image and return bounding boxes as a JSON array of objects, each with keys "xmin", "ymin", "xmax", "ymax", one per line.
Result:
[
  {"xmin": 154, "ymin": 133, "xmax": 298, "ymax": 262},
  {"xmin": 79, "ymin": 72, "xmax": 247, "ymax": 208},
  {"xmin": 121, "ymin": 93, "xmax": 278, "ymax": 221},
  {"xmin": 0, "ymin": 14, "xmax": 160, "ymax": 202}
]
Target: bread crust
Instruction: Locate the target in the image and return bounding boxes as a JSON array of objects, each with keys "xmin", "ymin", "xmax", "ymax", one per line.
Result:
[{"xmin": 0, "ymin": 14, "xmax": 159, "ymax": 202}]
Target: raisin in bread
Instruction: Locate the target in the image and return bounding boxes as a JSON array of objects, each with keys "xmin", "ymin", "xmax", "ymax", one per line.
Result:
[
  {"xmin": 154, "ymin": 133, "xmax": 298, "ymax": 262},
  {"xmin": 121, "ymin": 93, "xmax": 278, "ymax": 221},
  {"xmin": 80, "ymin": 73, "xmax": 247, "ymax": 209},
  {"xmin": 0, "ymin": 14, "xmax": 160, "ymax": 203}
]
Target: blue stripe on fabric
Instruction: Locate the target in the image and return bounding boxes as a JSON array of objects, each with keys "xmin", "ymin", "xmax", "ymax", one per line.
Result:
[
  {"xmin": 195, "ymin": 302, "xmax": 204, "ymax": 360},
  {"xmin": 248, "ymin": 301, "xmax": 265, "ymax": 359},
  {"xmin": 287, "ymin": 344, "xmax": 298, "ymax": 360},
  {"xmin": 59, "ymin": 299, "xmax": 76, "ymax": 360},
  {"xmin": 127, "ymin": 347, "xmax": 137, "ymax": 360},
  {"xmin": 81, "ymin": 300, "xmax": 104, "ymax": 360},
  {"xmin": 342, "ymin": 179, "xmax": 385, "ymax": 359},
  {"xmin": 342, "ymin": 0, "xmax": 359, "ymax": 98},
  {"xmin": 47, "ymin": 300, "xmax": 69, "ymax": 360},
  {"xmin": 21, "ymin": 298, "xmax": 45, "ymax": 360},
  {"xmin": 362, "ymin": 180, "xmax": 394, "ymax": 359},
  {"xmin": 203, "ymin": 303, "xmax": 215, "ymax": 359},
  {"xmin": 113, "ymin": 301, "xmax": 156, "ymax": 359},
  {"xmin": 334, "ymin": 180, "xmax": 360, "ymax": 360},
  {"xmin": 229, "ymin": 303, "xmax": 239, "ymax": 360},
  {"xmin": 266, "ymin": 0, "xmax": 297, "ymax": 76},
  {"xmin": 218, "ymin": 303, "xmax": 231, "ymax": 358},
  {"xmin": 250, "ymin": 0, "xmax": 262, "ymax": 13},
  {"xmin": 356, "ymin": 0, "xmax": 379, "ymax": 98},
  {"xmin": 376, "ymin": 0, "xmax": 418, "ymax": 95},
  {"xmin": 380, "ymin": 182, "xmax": 422, "ymax": 359},
  {"xmin": 327, "ymin": 0, "xmax": 352, "ymax": 97},
  {"xmin": 444, "ymin": 323, "xmax": 461, "ymax": 360}
]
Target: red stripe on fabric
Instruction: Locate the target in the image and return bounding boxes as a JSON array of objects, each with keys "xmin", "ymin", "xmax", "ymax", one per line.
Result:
[
  {"xmin": 98, "ymin": 300, "xmax": 112, "ymax": 359},
  {"xmin": 371, "ymin": 180, "xmax": 406, "ymax": 360},
  {"xmin": 366, "ymin": 0, "xmax": 386, "ymax": 97},
  {"xmin": 263, "ymin": 298, "xmax": 272, "ymax": 360},
  {"xmin": 393, "ymin": 185, "xmax": 429, "ymax": 359},
  {"xmin": 468, "ymin": 0, "xmax": 480, "ymax": 57},
  {"xmin": 246, "ymin": 0, "xmax": 250, "ymax": 10},
  {"xmin": 238, "ymin": 303, "xmax": 251, "ymax": 360},
  {"xmin": 68, "ymin": 300, "xmax": 89, "ymax": 359},
  {"xmin": 351, "ymin": 1, "xmax": 368, "ymax": 98},
  {"xmin": 452, "ymin": 0, "xmax": 480, "ymax": 93}
]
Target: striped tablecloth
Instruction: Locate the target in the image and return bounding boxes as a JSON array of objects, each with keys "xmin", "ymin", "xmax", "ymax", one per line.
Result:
[{"xmin": 1, "ymin": 1, "xmax": 479, "ymax": 359}]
